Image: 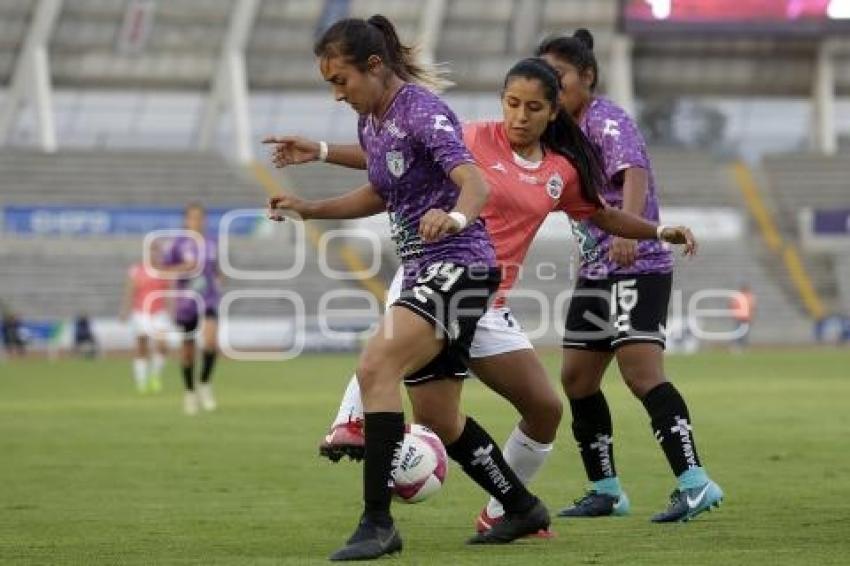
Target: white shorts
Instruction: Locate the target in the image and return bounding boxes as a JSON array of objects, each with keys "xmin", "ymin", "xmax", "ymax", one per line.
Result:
[
  {"xmin": 385, "ymin": 267, "xmax": 532, "ymax": 360},
  {"xmin": 130, "ymin": 311, "xmax": 171, "ymax": 338}
]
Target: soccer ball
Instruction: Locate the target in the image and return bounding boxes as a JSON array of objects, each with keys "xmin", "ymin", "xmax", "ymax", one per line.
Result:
[{"xmin": 391, "ymin": 424, "xmax": 448, "ymax": 504}]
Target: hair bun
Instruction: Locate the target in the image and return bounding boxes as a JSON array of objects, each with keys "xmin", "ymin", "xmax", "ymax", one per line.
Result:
[{"xmin": 573, "ymin": 28, "xmax": 594, "ymax": 50}]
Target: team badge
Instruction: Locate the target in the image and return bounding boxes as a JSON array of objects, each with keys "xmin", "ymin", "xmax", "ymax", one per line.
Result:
[
  {"xmin": 386, "ymin": 150, "xmax": 406, "ymax": 178},
  {"xmin": 546, "ymin": 172, "xmax": 564, "ymax": 199}
]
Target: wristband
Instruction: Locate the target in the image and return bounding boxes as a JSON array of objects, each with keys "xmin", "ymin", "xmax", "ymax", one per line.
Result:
[
  {"xmin": 656, "ymin": 224, "xmax": 669, "ymax": 240},
  {"xmin": 318, "ymin": 141, "xmax": 329, "ymax": 162},
  {"xmin": 448, "ymin": 211, "xmax": 468, "ymax": 231}
]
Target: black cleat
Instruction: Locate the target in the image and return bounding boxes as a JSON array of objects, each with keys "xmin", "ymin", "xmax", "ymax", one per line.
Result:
[
  {"xmin": 557, "ymin": 490, "xmax": 630, "ymax": 518},
  {"xmin": 467, "ymin": 499, "xmax": 550, "ymax": 544},
  {"xmin": 329, "ymin": 517, "xmax": 402, "ymax": 561}
]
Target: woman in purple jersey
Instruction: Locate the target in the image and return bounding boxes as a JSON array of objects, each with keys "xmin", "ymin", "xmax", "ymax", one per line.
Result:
[
  {"xmin": 159, "ymin": 203, "xmax": 221, "ymax": 416},
  {"xmin": 268, "ymin": 16, "xmax": 548, "ymax": 559},
  {"xmin": 537, "ymin": 30, "xmax": 723, "ymax": 522}
]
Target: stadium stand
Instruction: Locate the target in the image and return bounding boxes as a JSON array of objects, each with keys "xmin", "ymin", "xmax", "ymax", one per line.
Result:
[
  {"xmin": 2, "ymin": 0, "xmax": 845, "ymax": 348},
  {"xmin": 0, "ymin": 149, "xmax": 260, "ymax": 205},
  {"xmin": 0, "ymin": 149, "xmax": 368, "ymax": 323},
  {"xmin": 762, "ymin": 152, "xmax": 850, "ymax": 314}
]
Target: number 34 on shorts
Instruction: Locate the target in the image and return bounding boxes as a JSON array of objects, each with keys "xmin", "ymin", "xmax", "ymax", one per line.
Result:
[
  {"xmin": 394, "ymin": 262, "xmax": 501, "ymax": 344},
  {"xmin": 412, "ymin": 262, "xmax": 466, "ymax": 302}
]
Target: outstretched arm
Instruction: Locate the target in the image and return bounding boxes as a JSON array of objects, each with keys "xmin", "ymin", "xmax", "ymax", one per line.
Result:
[
  {"xmin": 590, "ymin": 206, "xmax": 697, "ymax": 256},
  {"xmin": 263, "ymin": 136, "xmax": 367, "ymax": 170},
  {"xmin": 268, "ymin": 183, "xmax": 385, "ymax": 221}
]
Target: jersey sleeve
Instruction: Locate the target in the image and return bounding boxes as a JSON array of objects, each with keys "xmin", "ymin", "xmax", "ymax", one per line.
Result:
[
  {"xmin": 591, "ymin": 105, "xmax": 649, "ymax": 182},
  {"xmin": 407, "ymin": 97, "xmax": 475, "ymax": 176}
]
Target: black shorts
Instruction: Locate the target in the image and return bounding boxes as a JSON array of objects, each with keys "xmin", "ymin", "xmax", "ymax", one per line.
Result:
[
  {"xmin": 393, "ymin": 262, "xmax": 501, "ymax": 386},
  {"xmin": 563, "ymin": 273, "xmax": 671, "ymax": 351},
  {"xmin": 177, "ymin": 306, "xmax": 219, "ymax": 335}
]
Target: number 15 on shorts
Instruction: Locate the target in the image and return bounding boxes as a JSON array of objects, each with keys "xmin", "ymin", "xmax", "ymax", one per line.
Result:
[{"xmin": 610, "ymin": 279, "xmax": 638, "ymax": 333}]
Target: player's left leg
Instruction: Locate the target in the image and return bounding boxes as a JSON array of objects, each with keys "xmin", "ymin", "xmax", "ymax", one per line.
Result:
[
  {"xmin": 197, "ymin": 311, "xmax": 218, "ymax": 411},
  {"xmin": 468, "ymin": 347, "xmax": 560, "ymax": 536},
  {"xmin": 133, "ymin": 335, "xmax": 150, "ymax": 393},
  {"xmin": 329, "ymin": 306, "xmax": 440, "ymax": 561},
  {"xmin": 616, "ymin": 343, "xmax": 723, "ymax": 522},
  {"xmin": 408, "ymin": 377, "xmax": 550, "ymax": 545}
]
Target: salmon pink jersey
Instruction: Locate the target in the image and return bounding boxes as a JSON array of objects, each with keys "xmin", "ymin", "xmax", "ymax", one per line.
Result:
[
  {"xmin": 463, "ymin": 121, "xmax": 601, "ymax": 305},
  {"xmin": 128, "ymin": 262, "xmax": 169, "ymax": 314}
]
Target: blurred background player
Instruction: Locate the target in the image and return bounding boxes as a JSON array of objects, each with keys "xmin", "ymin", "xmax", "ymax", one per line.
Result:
[
  {"xmin": 1, "ymin": 303, "xmax": 27, "ymax": 359},
  {"xmin": 538, "ymin": 30, "xmax": 723, "ymax": 523},
  {"xmin": 730, "ymin": 283, "xmax": 757, "ymax": 352},
  {"xmin": 71, "ymin": 313, "xmax": 98, "ymax": 359},
  {"xmin": 119, "ymin": 240, "xmax": 171, "ymax": 393},
  {"xmin": 159, "ymin": 203, "xmax": 222, "ymax": 415}
]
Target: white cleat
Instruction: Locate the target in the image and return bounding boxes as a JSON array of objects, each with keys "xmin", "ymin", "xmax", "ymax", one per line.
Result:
[
  {"xmin": 183, "ymin": 391, "xmax": 199, "ymax": 416},
  {"xmin": 198, "ymin": 383, "xmax": 217, "ymax": 412}
]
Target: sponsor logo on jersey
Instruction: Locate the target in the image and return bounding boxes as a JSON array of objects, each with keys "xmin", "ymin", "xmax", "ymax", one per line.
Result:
[
  {"xmin": 433, "ymin": 114, "xmax": 455, "ymax": 133},
  {"xmin": 386, "ymin": 120, "xmax": 408, "ymax": 140},
  {"xmin": 603, "ymin": 118, "xmax": 621, "ymax": 138},
  {"xmin": 518, "ymin": 172, "xmax": 539, "ymax": 184},
  {"xmin": 386, "ymin": 150, "xmax": 406, "ymax": 178},
  {"xmin": 546, "ymin": 172, "xmax": 564, "ymax": 199}
]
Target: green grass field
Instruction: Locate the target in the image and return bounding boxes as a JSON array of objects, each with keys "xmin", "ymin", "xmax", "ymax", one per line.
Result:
[{"xmin": 2, "ymin": 350, "xmax": 849, "ymax": 565}]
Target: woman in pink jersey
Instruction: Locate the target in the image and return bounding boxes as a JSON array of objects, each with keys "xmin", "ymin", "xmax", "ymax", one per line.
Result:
[
  {"xmin": 265, "ymin": 57, "xmax": 697, "ymax": 535},
  {"xmin": 119, "ymin": 239, "xmax": 170, "ymax": 394}
]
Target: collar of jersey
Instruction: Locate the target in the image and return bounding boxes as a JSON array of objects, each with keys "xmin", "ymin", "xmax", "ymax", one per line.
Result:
[{"xmin": 368, "ymin": 83, "xmax": 412, "ymax": 131}]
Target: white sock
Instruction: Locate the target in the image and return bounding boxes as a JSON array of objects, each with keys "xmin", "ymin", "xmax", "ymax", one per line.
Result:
[
  {"xmin": 151, "ymin": 352, "xmax": 165, "ymax": 378},
  {"xmin": 133, "ymin": 358, "xmax": 148, "ymax": 389},
  {"xmin": 486, "ymin": 426, "xmax": 553, "ymax": 519},
  {"xmin": 331, "ymin": 374, "xmax": 365, "ymax": 427}
]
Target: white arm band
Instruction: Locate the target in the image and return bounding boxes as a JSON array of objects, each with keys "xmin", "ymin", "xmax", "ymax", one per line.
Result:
[{"xmin": 318, "ymin": 141, "xmax": 329, "ymax": 162}]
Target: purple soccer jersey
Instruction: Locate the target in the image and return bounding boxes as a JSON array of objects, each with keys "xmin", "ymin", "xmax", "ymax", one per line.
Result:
[
  {"xmin": 573, "ymin": 97, "xmax": 673, "ymax": 279},
  {"xmin": 357, "ymin": 83, "xmax": 496, "ymax": 287},
  {"xmin": 165, "ymin": 234, "xmax": 220, "ymax": 321}
]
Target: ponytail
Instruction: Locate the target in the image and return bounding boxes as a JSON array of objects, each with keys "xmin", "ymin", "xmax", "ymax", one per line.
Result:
[
  {"xmin": 541, "ymin": 110, "xmax": 605, "ymax": 206},
  {"xmin": 314, "ymin": 14, "xmax": 453, "ymax": 92}
]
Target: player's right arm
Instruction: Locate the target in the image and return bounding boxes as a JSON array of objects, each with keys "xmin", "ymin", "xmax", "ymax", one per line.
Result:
[
  {"xmin": 268, "ymin": 183, "xmax": 385, "ymax": 221},
  {"xmin": 262, "ymin": 136, "xmax": 366, "ymax": 170}
]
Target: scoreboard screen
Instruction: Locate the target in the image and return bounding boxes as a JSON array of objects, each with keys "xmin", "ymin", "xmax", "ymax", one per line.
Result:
[{"xmin": 621, "ymin": 0, "xmax": 850, "ymax": 36}]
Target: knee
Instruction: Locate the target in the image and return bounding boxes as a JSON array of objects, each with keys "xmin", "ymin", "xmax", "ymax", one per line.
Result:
[
  {"xmin": 618, "ymin": 359, "xmax": 664, "ymax": 399},
  {"xmin": 355, "ymin": 357, "xmax": 380, "ymax": 395},
  {"xmin": 561, "ymin": 363, "xmax": 594, "ymax": 398},
  {"xmin": 525, "ymin": 392, "xmax": 563, "ymax": 437}
]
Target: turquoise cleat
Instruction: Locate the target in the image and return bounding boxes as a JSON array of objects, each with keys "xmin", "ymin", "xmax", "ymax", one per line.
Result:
[{"xmin": 651, "ymin": 480, "xmax": 724, "ymax": 523}]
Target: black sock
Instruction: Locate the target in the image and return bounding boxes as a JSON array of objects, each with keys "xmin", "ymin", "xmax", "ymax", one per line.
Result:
[
  {"xmin": 445, "ymin": 416, "xmax": 536, "ymax": 514},
  {"xmin": 363, "ymin": 412, "xmax": 404, "ymax": 527},
  {"xmin": 200, "ymin": 350, "xmax": 217, "ymax": 384},
  {"xmin": 569, "ymin": 391, "xmax": 617, "ymax": 482},
  {"xmin": 642, "ymin": 382, "xmax": 702, "ymax": 477},
  {"xmin": 182, "ymin": 364, "xmax": 194, "ymax": 391}
]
